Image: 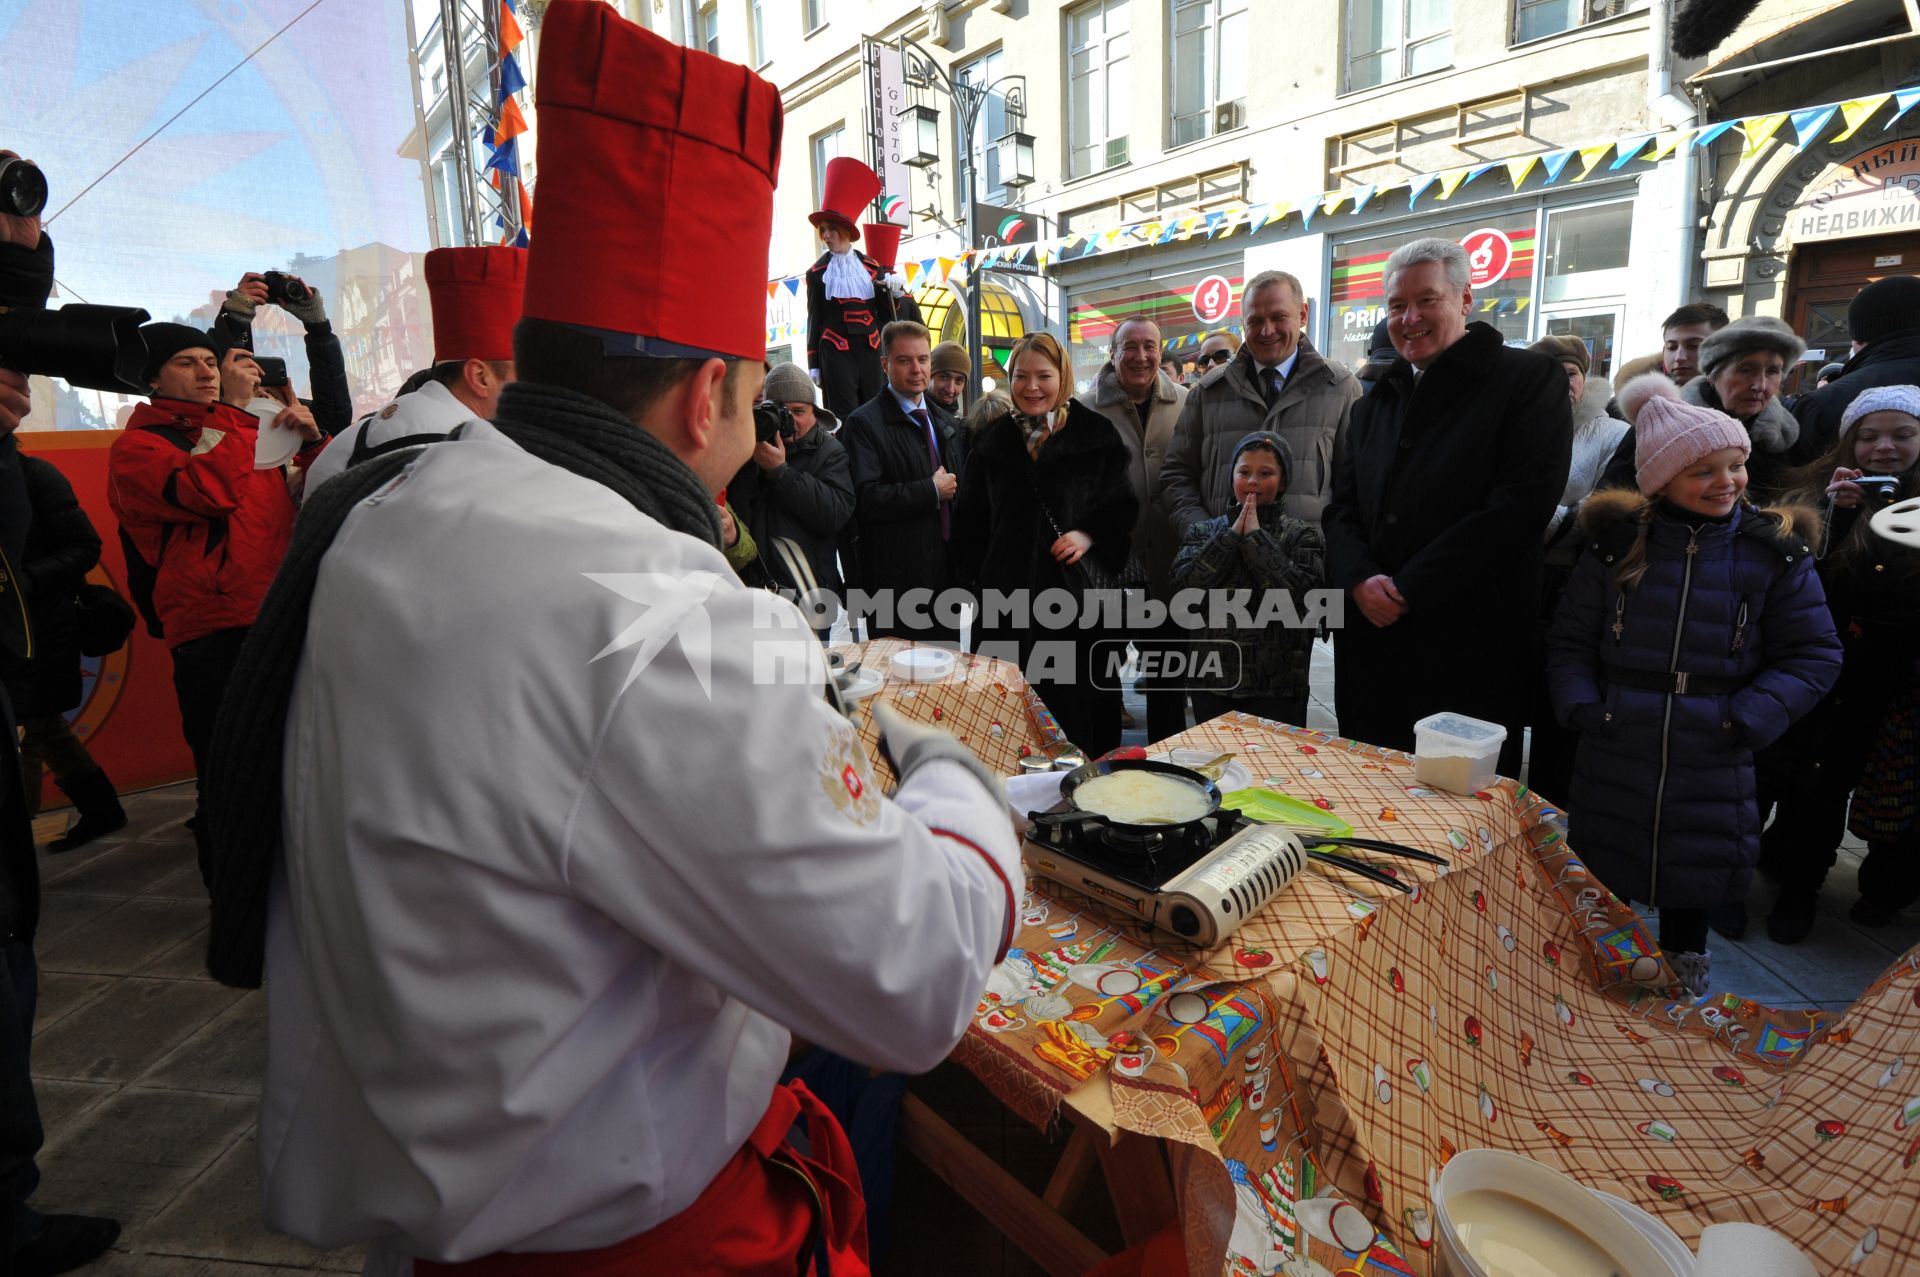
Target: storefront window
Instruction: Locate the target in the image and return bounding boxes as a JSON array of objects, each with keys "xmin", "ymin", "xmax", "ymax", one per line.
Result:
[
  {"xmin": 1067, "ymin": 267, "xmax": 1243, "ymax": 391},
  {"xmin": 1327, "ymin": 213, "xmax": 1534, "ymax": 371},
  {"xmin": 1541, "ymin": 200, "xmax": 1631, "ymax": 305}
]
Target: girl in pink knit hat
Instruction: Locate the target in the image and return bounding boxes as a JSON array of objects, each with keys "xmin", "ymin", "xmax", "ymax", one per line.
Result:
[{"xmin": 1545, "ymin": 374, "xmax": 1843, "ymax": 997}]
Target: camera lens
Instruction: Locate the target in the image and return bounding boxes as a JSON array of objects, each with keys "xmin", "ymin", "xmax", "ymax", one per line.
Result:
[{"xmin": 0, "ymin": 159, "xmax": 48, "ymax": 220}]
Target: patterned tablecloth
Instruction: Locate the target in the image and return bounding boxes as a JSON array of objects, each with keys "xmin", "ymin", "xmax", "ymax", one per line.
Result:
[
  {"xmin": 833, "ymin": 640, "xmax": 1053, "ymax": 785},
  {"xmin": 927, "ymin": 707, "xmax": 1920, "ymax": 1277}
]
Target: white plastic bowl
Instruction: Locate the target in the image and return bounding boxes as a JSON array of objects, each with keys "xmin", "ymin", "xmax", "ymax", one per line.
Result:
[
  {"xmin": 889, "ymin": 646, "xmax": 957, "ymax": 683},
  {"xmin": 1434, "ymin": 1148, "xmax": 1685, "ymax": 1277}
]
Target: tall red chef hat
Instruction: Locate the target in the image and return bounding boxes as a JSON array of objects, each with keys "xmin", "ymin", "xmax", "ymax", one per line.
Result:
[
  {"xmin": 521, "ymin": 0, "xmax": 782, "ymax": 361},
  {"xmin": 425, "ymin": 247, "xmax": 525, "ymax": 363},
  {"xmin": 861, "ymin": 222, "xmax": 904, "ymax": 271},
  {"xmin": 810, "ymin": 158, "xmax": 880, "ymax": 242}
]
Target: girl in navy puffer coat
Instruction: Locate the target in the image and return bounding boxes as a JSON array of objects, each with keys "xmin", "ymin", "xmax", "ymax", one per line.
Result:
[{"xmin": 1548, "ymin": 376, "xmax": 1841, "ymax": 995}]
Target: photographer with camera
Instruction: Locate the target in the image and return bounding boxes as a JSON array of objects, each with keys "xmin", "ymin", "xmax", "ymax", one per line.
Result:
[
  {"xmin": 212, "ymin": 267, "xmax": 352, "ymax": 436},
  {"xmin": 108, "ymin": 321, "xmax": 323, "ymax": 891},
  {"xmin": 728, "ymin": 363, "xmax": 854, "ymax": 636},
  {"xmin": 304, "ymin": 246, "xmax": 522, "ymax": 496},
  {"xmin": 0, "ymin": 146, "xmax": 124, "ymax": 1277}
]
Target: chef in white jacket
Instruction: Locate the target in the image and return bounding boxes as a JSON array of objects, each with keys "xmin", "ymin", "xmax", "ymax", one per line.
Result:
[
  {"xmin": 254, "ymin": 7, "xmax": 1018, "ymax": 1274},
  {"xmin": 301, "ymin": 245, "xmax": 522, "ymax": 497}
]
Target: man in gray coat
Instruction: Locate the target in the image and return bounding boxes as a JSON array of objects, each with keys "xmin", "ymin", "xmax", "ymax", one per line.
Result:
[
  {"xmin": 1076, "ymin": 316, "xmax": 1189, "ymax": 741},
  {"xmin": 1160, "ymin": 271, "xmax": 1361, "ymax": 532}
]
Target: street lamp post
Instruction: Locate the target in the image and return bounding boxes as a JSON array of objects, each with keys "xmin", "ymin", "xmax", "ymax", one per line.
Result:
[{"xmin": 895, "ymin": 37, "xmax": 1027, "ymax": 400}]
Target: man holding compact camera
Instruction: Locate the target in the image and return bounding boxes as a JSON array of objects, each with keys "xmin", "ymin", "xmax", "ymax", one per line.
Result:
[
  {"xmin": 728, "ymin": 362, "xmax": 855, "ymax": 631},
  {"xmin": 212, "ymin": 268, "xmax": 352, "ymax": 436}
]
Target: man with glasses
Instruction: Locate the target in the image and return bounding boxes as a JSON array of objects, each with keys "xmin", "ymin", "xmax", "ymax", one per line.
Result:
[{"xmin": 1161, "ymin": 271, "xmax": 1360, "ymax": 533}]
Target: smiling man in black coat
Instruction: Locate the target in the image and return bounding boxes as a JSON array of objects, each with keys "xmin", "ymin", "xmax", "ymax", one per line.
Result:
[{"xmin": 1322, "ymin": 237, "xmax": 1571, "ymax": 775}]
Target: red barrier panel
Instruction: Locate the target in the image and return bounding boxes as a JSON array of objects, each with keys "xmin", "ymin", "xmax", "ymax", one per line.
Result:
[{"xmin": 20, "ymin": 431, "xmax": 194, "ymax": 802}]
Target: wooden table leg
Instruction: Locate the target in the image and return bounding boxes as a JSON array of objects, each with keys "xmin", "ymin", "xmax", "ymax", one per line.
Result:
[
  {"xmin": 898, "ymin": 1094, "xmax": 1111, "ymax": 1277},
  {"xmin": 1092, "ymin": 1127, "xmax": 1179, "ymax": 1248},
  {"xmin": 1041, "ymin": 1121, "xmax": 1102, "ymax": 1214}
]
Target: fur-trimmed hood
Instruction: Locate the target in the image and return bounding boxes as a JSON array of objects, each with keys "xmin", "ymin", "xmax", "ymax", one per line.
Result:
[
  {"xmin": 1680, "ymin": 374, "xmax": 1799, "ymax": 454},
  {"xmin": 1573, "ymin": 372, "xmax": 1614, "ymax": 432},
  {"xmin": 1578, "ymin": 486, "xmax": 1822, "ymax": 555}
]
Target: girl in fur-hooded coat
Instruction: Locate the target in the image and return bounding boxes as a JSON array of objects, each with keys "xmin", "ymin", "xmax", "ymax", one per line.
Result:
[{"xmin": 1548, "ymin": 378, "xmax": 1840, "ymax": 967}]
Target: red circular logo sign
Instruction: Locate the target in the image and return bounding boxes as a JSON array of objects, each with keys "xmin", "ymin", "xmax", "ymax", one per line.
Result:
[
  {"xmin": 1191, "ymin": 275, "xmax": 1234, "ymax": 324},
  {"xmin": 1459, "ymin": 229, "xmax": 1513, "ymax": 288}
]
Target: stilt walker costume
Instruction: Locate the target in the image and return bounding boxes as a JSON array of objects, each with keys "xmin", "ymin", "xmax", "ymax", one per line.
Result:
[
  {"xmin": 861, "ymin": 222, "xmax": 923, "ymax": 329},
  {"xmin": 205, "ymin": 5, "xmax": 1020, "ymax": 1275},
  {"xmin": 806, "ymin": 159, "xmax": 894, "ymax": 417}
]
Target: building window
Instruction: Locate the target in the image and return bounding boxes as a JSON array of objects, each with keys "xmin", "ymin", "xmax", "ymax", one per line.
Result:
[
  {"xmin": 1067, "ymin": 0, "xmax": 1131, "ymax": 180},
  {"xmin": 805, "ymin": 0, "xmax": 826, "ymax": 32},
  {"xmin": 749, "ymin": 0, "xmax": 766, "ymax": 63},
  {"xmin": 1068, "ymin": 270, "xmax": 1244, "ymax": 393},
  {"xmin": 811, "ymin": 125, "xmax": 845, "ymax": 209},
  {"xmin": 1169, "ymin": 0, "xmax": 1248, "ymax": 148},
  {"xmin": 697, "ymin": 2, "xmax": 720, "ymax": 56},
  {"xmin": 1346, "ymin": 0, "xmax": 1451, "ymax": 92},
  {"xmin": 1513, "ymin": 0, "xmax": 1644, "ymax": 45},
  {"xmin": 958, "ymin": 50, "xmax": 1008, "ymax": 205},
  {"xmin": 1327, "ymin": 211, "xmax": 1534, "ymax": 368}
]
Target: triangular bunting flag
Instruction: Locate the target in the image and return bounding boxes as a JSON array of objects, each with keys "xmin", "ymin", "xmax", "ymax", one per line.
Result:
[
  {"xmin": 1406, "ymin": 173, "xmax": 1439, "ymax": 205},
  {"xmin": 1648, "ymin": 132, "xmax": 1684, "ymax": 162},
  {"xmin": 519, "ymin": 184, "xmax": 532, "ymax": 230},
  {"xmin": 494, "ymin": 96, "xmax": 529, "ymax": 146},
  {"xmin": 1889, "ymin": 87, "xmax": 1920, "ymax": 130},
  {"xmin": 1573, "ymin": 144, "xmax": 1612, "ymax": 180},
  {"xmin": 1610, "ymin": 135, "xmax": 1652, "ymax": 170},
  {"xmin": 484, "ymin": 138, "xmax": 520, "ymax": 177},
  {"xmin": 498, "ymin": 51, "xmax": 527, "ymax": 101},
  {"xmin": 1466, "ymin": 163, "xmax": 1496, "ymax": 184},
  {"xmin": 1299, "ymin": 199, "xmax": 1318, "ymax": 231},
  {"xmin": 1036, "ymin": 246, "xmax": 1052, "ymax": 269},
  {"xmin": 1691, "ymin": 121, "xmax": 1735, "ymax": 149},
  {"xmin": 937, "ymin": 256, "xmax": 958, "ymax": 281},
  {"xmin": 903, "ymin": 261, "xmax": 921, "ymax": 285},
  {"xmin": 1350, "ymin": 183, "xmax": 1378, "ymax": 213},
  {"xmin": 1832, "ymin": 94, "xmax": 1892, "ymax": 144},
  {"xmin": 767, "ymin": 281, "xmax": 779, "ymax": 300},
  {"xmin": 499, "ymin": 0, "xmax": 525, "ymax": 54},
  {"xmin": 1435, "ymin": 169, "xmax": 1470, "ymax": 200},
  {"xmin": 1741, "ymin": 113, "xmax": 1789, "ymax": 158},
  {"xmin": 1204, "ymin": 210, "xmax": 1226, "ymax": 238},
  {"xmin": 1100, "ymin": 228, "xmax": 1124, "ymax": 249},
  {"xmin": 1790, "ymin": 105, "xmax": 1839, "ymax": 147},
  {"xmin": 784, "ymin": 277, "xmax": 801, "ymax": 297},
  {"xmin": 1540, "ymin": 149, "xmax": 1575, "ymax": 183},
  {"xmin": 1321, "ymin": 192, "xmax": 1346, "ymax": 217},
  {"xmin": 1505, "ymin": 156, "xmax": 1537, "ymax": 188}
]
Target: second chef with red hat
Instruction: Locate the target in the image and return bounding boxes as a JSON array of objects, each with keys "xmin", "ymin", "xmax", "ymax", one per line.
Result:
[
  {"xmin": 211, "ymin": 3, "xmax": 1018, "ymax": 1275},
  {"xmin": 302, "ymin": 245, "xmax": 524, "ymax": 495},
  {"xmin": 805, "ymin": 157, "xmax": 895, "ymax": 417}
]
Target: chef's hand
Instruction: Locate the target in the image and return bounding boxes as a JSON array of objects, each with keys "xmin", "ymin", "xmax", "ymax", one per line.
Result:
[
  {"xmin": 1353, "ymin": 575, "xmax": 1407, "ymax": 627},
  {"xmin": 754, "ymin": 434, "xmax": 786, "ymax": 470},
  {"xmin": 1827, "ymin": 466, "xmax": 1866, "ymax": 508},
  {"xmin": 0, "ymin": 369, "xmax": 29, "ymax": 437},
  {"xmin": 274, "ymin": 400, "xmax": 320, "ymax": 442},
  {"xmin": 871, "ymin": 699, "xmax": 1000, "ymax": 799}
]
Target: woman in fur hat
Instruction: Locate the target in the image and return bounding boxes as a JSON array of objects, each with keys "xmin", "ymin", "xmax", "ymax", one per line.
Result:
[
  {"xmin": 1685, "ymin": 315, "xmax": 1807, "ymax": 500},
  {"xmin": 1547, "ymin": 374, "xmax": 1841, "ymax": 995}
]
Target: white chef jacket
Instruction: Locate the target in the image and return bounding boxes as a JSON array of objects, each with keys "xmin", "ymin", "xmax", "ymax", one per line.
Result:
[
  {"xmin": 259, "ymin": 421, "xmax": 1020, "ymax": 1274},
  {"xmin": 301, "ymin": 379, "xmax": 478, "ymax": 498}
]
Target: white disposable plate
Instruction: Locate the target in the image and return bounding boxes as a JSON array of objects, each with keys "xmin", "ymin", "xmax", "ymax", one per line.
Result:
[
  {"xmin": 889, "ymin": 646, "xmax": 957, "ymax": 682},
  {"xmin": 246, "ymin": 399, "xmax": 303, "ymax": 469},
  {"xmin": 840, "ymin": 667, "xmax": 884, "ymax": 700},
  {"xmin": 1150, "ymin": 748, "xmax": 1253, "ymax": 793}
]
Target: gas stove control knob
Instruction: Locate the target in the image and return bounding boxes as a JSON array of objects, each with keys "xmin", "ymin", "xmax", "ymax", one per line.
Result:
[{"xmin": 1168, "ymin": 904, "xmax": 1201, "ymax": 938}]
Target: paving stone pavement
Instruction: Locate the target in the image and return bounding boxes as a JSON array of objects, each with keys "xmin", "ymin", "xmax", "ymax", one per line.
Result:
[{"xmin": 28, "ymin": 652, "xmax": 1920, "ymax": 1274}]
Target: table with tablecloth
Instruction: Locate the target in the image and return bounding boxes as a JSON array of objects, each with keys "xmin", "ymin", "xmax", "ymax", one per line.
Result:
[{"xmin": 841, "ymin": 655, "xmax": 1920, "ymax": 1275}]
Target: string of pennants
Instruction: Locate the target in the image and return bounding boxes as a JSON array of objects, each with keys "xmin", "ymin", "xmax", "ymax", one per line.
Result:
[{"xmin": 765, "ymin": 86, "xmax": 1920, "ymax": 332}]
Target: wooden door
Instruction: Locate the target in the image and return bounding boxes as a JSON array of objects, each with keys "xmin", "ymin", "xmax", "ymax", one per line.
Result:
[{"xmin": 1785, "ymin": 232, "xmax": 1920, "ymax": 393}]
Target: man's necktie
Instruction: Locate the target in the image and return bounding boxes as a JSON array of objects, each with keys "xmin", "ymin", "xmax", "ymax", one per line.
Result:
[
  {"xmin": 912, "ymin": 406, "xmax": 950, "ymax": 540},
  {"xmin": 1263, "ymin": 367, "xmax": 1284, "ymax": 409}
]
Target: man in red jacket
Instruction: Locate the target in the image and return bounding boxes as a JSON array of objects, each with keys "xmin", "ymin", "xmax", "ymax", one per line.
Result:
[{"xmin": 107, "ymin": 322, "xmax": 322, "ymax": 886}]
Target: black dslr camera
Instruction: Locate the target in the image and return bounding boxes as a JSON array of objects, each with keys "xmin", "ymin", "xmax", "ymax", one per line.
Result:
[
  {"xmin": 0, "ymin": 156, "xmax": 46, "ymax": 219},
  {"xmin": 260, "ymin": 270, "xmax": 312, "ymax": 307},
  {"xmin": 754, "ymin": 399, "xmax": 798, "ymax": 445},
  {"xmin": 1855, "ymin": 474, "xmax": 1903, "ymax": 507},
  {"xmin": 0, "ymin": 304, "xmax": 151, "ymax": 393}
]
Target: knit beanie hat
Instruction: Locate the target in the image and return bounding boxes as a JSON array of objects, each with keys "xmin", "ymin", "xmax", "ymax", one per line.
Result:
[
  {"xmin": 1698, "ymin": 315, "xmax": 1804, "ymax": 376},
  {"xmin": 138, "ymin": 322, "xmax": 217, "ymax": 385},
  {"xmin": 1627, "ymin": 374, "xmax": 1751, "ymax": 495},
  {"xmin": 1839, "ymin": 383, "xmax": 1920, "ymax": 432},
  {"xmin": 1232, "ymin": 430, "xmax": 1293, "ymax": 486},
  {"xmin": 1848, "ymin": 274, "xmax": 1920, "ymax": 345},
  {"xmin": 1529, "ymin": 333, "xmax": 1590, "ymax": 376},
  {"xmin": 931, "ymin": 341, "xmax": 971, "ymax": 377}
]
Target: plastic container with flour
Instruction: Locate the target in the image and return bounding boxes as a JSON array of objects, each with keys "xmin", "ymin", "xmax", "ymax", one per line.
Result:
[{"xmin": 1413, "ymin": 711, "xmax": 1507, "ymax": 795}]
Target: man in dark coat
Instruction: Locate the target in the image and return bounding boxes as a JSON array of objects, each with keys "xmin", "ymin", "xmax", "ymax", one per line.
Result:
[
  {"xmin": 729, "ymin": 362, "xmax": 855, "ymax": 633},
  {"xmin": 1792, "ymin": 274, "xmax": 1920, "ymax": 462},
  {"xmin": 1323, "ymin": 237, "xmax": 1572, "ymax": 775},
  {"xmin": 839, "ymin": 321, "xmax": 963, "ymax": 641}
]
